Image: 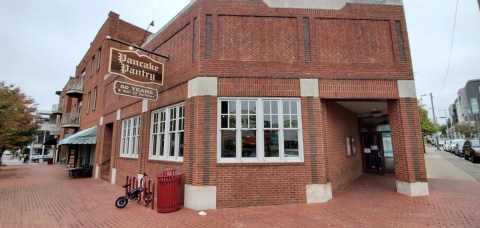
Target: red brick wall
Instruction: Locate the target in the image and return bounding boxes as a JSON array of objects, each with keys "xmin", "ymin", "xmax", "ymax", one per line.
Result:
[
  {"xmin": 314, "ymin": 19, "xmax": 394, "ymax": 63},
  {"xmin": 218, "ymin": 78, "xmax": 300, "ymax": 97},
  {"xmin": 319, "ymin": 80, "xmax": 399, "ymax": 99},
  {"xmin": 324, "ymin": 101, "xmax": 363, "ymax": 192},
  {"xmin": 217, "ymin": 164, "xmax": 307, "ymax": 208},
  {"xmin": 194, "ymin": 1, "xmax": 412, "ymax": 80},
  {"xmin": 218, "ymin": 16, "xmax": 298, "ymax": 61}
]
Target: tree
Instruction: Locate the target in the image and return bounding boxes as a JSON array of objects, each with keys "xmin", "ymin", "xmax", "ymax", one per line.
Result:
[
  {"xmin": 0, "ymin": 82, "xmax": 39, "ymax": 166},
  {"xmin": 418, "ymin": 102, "xmax": 437, "ymax": 136},
  {"xmin": 454, "ymin": 122, "xmax": 477, "ymax": 139},
  {"xmin": 438, "ymin": 124, "xmax": 447, "ymax": 136}
]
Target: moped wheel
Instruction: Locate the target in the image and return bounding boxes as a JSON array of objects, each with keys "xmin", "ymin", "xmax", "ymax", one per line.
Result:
[
  {"xmin": 143, "ymin": 191, "xmax": 153, "ymax": 206},
  {"xmin": 115, "ymin": 196, "xmax": 128, "ymax": 208}
]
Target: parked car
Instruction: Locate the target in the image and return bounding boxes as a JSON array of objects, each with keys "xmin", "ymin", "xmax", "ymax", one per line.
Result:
[
  {"xmin": 463, "ymin": 139, "xmax": 480, "ymax": 163},
  {"xmin": 30, "ymin": 154, "xmax": 52, "ymax": 162},
  {"xmin": 451, "ymin": 139, "xmax": 466, "ymax": 156},
  {"xmin": 444, "ymin": 140, "xmax": 452, "ymax": 152},
  {"xmin": 438, "ymin": 139, "xmax": 445, "ymax": 149}
]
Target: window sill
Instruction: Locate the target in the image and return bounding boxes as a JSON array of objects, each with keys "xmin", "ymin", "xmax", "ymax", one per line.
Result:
[
  {"xmin": 147, "ymin": 159, "xmax": 183, "ymax": 164},
  {"xmin": 119, "ymin": 156, "xmax": 138, "ymax": 160},
  {"xmin": 217, "ymin": 161, "xmax": 304, "ymax": 167}
]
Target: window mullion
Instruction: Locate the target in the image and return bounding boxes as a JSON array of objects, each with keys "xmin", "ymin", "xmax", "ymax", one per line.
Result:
[
  {"xmin": 258, "ymin": 100, "xmax": 264, "ymax": 161},
  {"xmin": 164, "ymin": 108, "xmax": 171, "ymax": 159},
  {"xmin": 156, "ymin": 117, "xmax": 161, "ymax": 159},
  {"xmin": 236, "ymin": 100, "xmax": 242, "ymax": 162},
  {"xmin": 279, "ymin": 102, "xmax": 285, "ymax": 161},
  {"xmin": 149, "ymin": 113, "xmax": 154, "ymax": 158},
  {"xmin": 174, "ymin": 106, "xmax": 180, "ymax": 160}
]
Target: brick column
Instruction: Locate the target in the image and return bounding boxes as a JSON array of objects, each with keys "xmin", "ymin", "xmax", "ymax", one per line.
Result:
[
  {"xmin": 183, "ymin": 77, "xmax": 218, "ymax": 210},
  {"xmin": 389, "ymin": 80, "xmax": 428, "ymax": 196},
  {"xmin": 301, "ymin": 79, "xmax": 332, "ymax": 203}
]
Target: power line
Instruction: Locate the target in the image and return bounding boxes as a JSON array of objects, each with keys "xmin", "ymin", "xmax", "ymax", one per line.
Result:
[{"xmin": 438, "ymin": 0, "xmax": 459, "ymax": 95}]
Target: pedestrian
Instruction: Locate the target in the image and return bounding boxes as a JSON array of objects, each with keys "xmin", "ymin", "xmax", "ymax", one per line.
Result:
[{"xmin": 24, "ymin": 154, "xmax": 29, "ymax": 164}]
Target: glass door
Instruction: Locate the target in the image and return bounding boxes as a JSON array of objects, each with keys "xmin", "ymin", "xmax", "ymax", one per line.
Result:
[
  {"xmin": 382, "ymin": 132, "xmax": 395, "ymax": 174},
  {"xmin": 361, "ymin": 133, "xmax": 385, "ymax": 174}
]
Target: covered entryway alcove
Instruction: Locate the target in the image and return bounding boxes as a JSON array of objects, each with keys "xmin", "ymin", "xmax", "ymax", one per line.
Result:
[
  {"xmin": 313, "ymin": 79, "xmax": 428, "ymax": 198},
  {"xmin": 336, "ymin": 101, "xmax": 395, "ymax": 175}
]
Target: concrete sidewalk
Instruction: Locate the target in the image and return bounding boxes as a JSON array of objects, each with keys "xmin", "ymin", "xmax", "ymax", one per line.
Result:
[
  {"xmin": 1, "ymin": 150, "xmax": 480, "ymax": 227},
  {"xmin": 424, "ymin": 145, "xmax": 477, "ymax": 181}
]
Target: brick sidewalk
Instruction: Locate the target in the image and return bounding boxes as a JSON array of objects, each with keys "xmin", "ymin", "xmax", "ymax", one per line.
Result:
[{"xmin": 1, "ymin": 164, "xmax": 479, "ymax": 227}]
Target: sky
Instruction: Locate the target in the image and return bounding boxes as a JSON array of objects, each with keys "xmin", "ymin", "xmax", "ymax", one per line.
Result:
[{"xmin": 0, "ymin": 0, "xmax": 479, "ymax": 125}]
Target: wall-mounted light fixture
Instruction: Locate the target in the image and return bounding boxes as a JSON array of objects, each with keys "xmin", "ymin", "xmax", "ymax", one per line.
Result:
[{"xmin": 141, "ymin": 21, "xmax": 154, "ymax": 46}]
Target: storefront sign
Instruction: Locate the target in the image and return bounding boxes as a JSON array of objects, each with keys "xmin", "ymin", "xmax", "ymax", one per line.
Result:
[
  {"xmin": 114, "ymin": 81, "xmax": 158, "ymax": 101},
  {"xmin": 109, "ymin": 48, "xmax": 164, "ymax": 85}
]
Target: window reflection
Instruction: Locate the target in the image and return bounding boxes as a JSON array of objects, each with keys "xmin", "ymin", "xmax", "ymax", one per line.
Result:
[
  {"xmin": 221, "ymin": 130, "xmax": 236, "ymax": 158},
  {"xmin": 284, "ymin": 130, "xmax": 299, "ymax": 157},
  {"xmin": 242, "ymin": 130, "xmax": 257, "ymax": 158},
  {"xmin": 264, "ymin": 130, "xmax": 279, "ymax": 157}
]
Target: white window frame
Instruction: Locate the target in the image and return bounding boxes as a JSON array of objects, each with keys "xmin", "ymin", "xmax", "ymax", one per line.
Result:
[
  {"xmin": 149, "ymin": 103, "xmax": 185, "ymax": 162},
  {"xmin": 86, "ymin": 92, "xmax": 91, "ymax": 114},
  {"xmin": 217, "ymin": 98, "xmax": 304, "ymax": 163},
  {"xmin": 92, "ymin": 86, "xmax": 97, "ymax": 111},
  {"xmin": 91, "ymin": 55, "xmax": 95, "ymax": 75},
  {"xmin": 97, "ymin": 47, "xmax": 102, "ymax": 70},
  {"xmin": 120, "ymin": 116, "xmax": 140, "ymax": 158}
]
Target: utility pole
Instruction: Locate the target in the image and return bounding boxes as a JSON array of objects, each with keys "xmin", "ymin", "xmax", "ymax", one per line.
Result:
[
  {"xmin": 429, "ymin": 93, "xmax": 439, "ymax": 147},
  {"xmin": 444, "ymin": 109, "xmax": 450, "ymax": 140}
]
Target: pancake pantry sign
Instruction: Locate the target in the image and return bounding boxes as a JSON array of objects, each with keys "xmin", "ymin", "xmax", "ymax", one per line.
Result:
[{"xmin": 109, "ymin": 48, "xmax": 164, "ymax": 100}]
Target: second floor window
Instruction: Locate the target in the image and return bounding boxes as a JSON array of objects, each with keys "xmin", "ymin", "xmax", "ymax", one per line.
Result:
[
  {"xmin": 91, "ymin": 55, "xmax": 95, "ymax": 75},
  {"xmin": 93, "ymin": 87, "xmax": 97, "ymax": 111},
  {"xmin": 97, "ymin": 47, "xmax": 102, "ymax": 70}
]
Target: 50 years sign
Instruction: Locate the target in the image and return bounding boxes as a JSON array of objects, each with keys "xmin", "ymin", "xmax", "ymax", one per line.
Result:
[{"xmin": 114, "ymin": 81, "xmax": 158, "ymax": 101}]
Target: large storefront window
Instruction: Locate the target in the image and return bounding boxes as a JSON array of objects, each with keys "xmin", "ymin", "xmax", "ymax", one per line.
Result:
[
  {"xmin": 218, "ymin": 98, "xmax": 303, "ymax": 163},
  {"xmin": 120, "ymin": 116, "xmax": 140, "ymax": 158},
  {"xmin": 149, "ymin": 103, "xmax": 184, "ymax": 161}
]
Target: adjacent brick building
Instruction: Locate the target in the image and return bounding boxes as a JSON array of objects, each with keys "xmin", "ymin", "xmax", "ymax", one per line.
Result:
[{"xmin": 54, "ymin": 0, "xmax": 428, "ymax": 210}]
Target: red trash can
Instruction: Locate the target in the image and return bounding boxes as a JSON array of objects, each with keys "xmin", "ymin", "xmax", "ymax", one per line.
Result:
[
  {"xmin": 157, "ymin": 168, "xmax": 182, "ymax": 213},
  {"xmin": 47, "ymin": 158, "xmax": 54, "ymax": 165}
]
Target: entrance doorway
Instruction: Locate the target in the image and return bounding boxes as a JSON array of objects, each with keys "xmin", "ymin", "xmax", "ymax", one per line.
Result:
[
  {"xmin": 359, "ymin": 118, "xmax": 395, "ymax": 174},
  {"xmin": 334, "ymin": 100, "xmax": 394, "ymax": 175},
  {"xmin": 100, "ymin": 123, "xmax": 113, "ymax": 181}
]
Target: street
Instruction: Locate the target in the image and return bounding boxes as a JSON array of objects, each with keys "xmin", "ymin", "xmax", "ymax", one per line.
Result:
[{"xmin": 1, "ymin": 146, "xmax": 480, "ymax": 227}]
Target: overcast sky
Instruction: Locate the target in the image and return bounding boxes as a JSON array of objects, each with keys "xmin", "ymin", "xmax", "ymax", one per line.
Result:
[{"xmin": 1, "ymin": 0, "xmax": 479, "ymax": 125}]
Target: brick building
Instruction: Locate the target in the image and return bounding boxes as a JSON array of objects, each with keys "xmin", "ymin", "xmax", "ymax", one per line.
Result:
[{"xmin": 54, "ymin": 0, "xmax": 428, "ymax": 210}]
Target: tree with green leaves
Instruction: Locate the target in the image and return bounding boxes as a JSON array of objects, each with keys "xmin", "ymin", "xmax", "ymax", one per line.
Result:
[
  {"xmin": 0, "ymin": 82, "xmax": 39, "ymax": 166},
  {"xmin": 438, "ymin": 124, "xmax": 447, "ymax": 136},
  {"xmin": 454, "ymin": 122, "xmax": 477, "ymax": 139},
  {"xmin": 418, "ymin": 102, "xmax": 437, "ymax": 136}
]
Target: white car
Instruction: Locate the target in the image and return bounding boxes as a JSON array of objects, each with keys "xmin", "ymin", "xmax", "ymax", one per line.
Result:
[
  {"xmin": 30, "ymin": 154, "xmax": 52, "ymax": 162},
  {"xmin": 444, "ymin": 141, "xmax": 452, "ymax": 152}
]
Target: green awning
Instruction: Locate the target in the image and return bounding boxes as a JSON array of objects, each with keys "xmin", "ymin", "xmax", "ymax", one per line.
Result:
[{"xmin": 59, "ymin": 126, "xmax": 97, "ymax": 145}]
